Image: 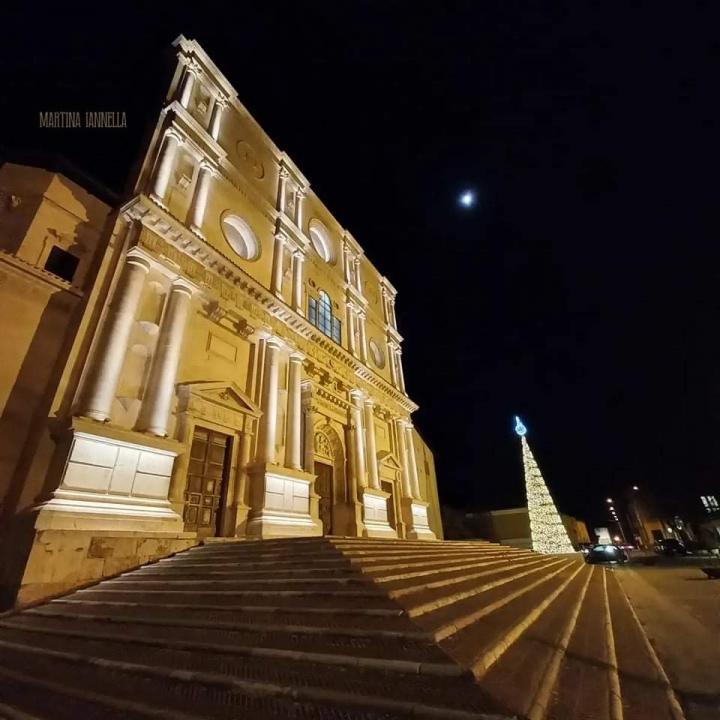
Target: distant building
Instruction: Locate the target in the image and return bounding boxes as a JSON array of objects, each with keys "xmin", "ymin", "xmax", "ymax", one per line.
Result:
[{"xmin": 456, "ymin": 507, "xmax": 590, "ymax": 549}]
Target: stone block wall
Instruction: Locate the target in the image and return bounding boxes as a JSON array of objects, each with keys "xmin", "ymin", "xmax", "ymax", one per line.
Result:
[{"xmin": 16, "ymin": 529, "xmax": 197, "ymax": 606}]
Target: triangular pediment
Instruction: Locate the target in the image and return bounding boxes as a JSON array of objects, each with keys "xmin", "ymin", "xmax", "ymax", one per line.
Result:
[
  {"xmin": 378, "ymin": 451, "xmax": 402, "ymax": 470},
  {"xmin": 179, "ymin": 381, "xmax": 261, "ymax": 417}
]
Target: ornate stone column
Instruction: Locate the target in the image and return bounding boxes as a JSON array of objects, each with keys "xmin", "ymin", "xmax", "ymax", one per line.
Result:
[
  {"xmin": 354, "ymin": 257, "xmax": 362, "ymax": 293},
  {"xmin": 390, "ymin": 298, "xmax": 398, "ymax": 329},
  {"xmin": 295, "ymin": 187, "xmax": 306, "ymax": 229},
  {"xmin": 284, "ymin": 352, "xmax": 304, "ymax": 470},
  {"xmin": 256, "ymin": 336, "xmax": 282, "ymax": 463},
  {"xmin": 291, "ymin": 251, "xmax": 304, "ymax": 314},
  {"xmin": 343, "ymin": 243, "xmax": 353, "ymax": 284},
  {"xmin": 138, "ymin": 278, "xmax": 196, "ymax": 436},
  {"xmin": 404, "ymin": 422, "xmax": 421, "ymax": 499},
  {"xmin": 350, "ymin": 390, "xmax": 367, "ymax": 489},
  {"xmin": 301, "ymin": 382, "xmax": 315, "ymax": 473},
  {"xmin": 277, "ymin": 168, "xmax": 289, "ymax": 213},
  {"xmin": 388, "ymin": 343, "xmax": 398, "ymax": 387},
  {"xmin": 179, "ymin": 65, "xmax": 197, "ymax": 108},
  {"xmin": 381, "ymin": 288, "xmax": 391, "ymax": 326},
  {"xmin": 395, "ymin": 418, "xmax": 413, "ymax": 499},
  {"xmin": 189, "ymin": 160, "xmax": 214, "ymax": 237},
  {"xmin": 271, "ymin": 233, "xmax": 286, "ymax": 297},
  {"xmin": 233, "ymin": 429, "xmax": 252, "ymax": 508},
  {"xmin": 363, "ymin": 399, "xmax": 380, "ymax": 490},
  {"xmin": 82, "ymin": 251, "xmax": 150, "ymax": 422},
  {"xmin": 347, "ymin": 305, "xmax": 357, "ymax": 356},
  {"xmin": 396, "ymin": 349, "xmax": 407, "ymax": 394},
  {"xmin": 358, "ymin": 312, "xmax": 368, "ymax": 364},
  {"xmin": 209, "ymin": 95, "xmax": 227, "ymax": 141},
  {"xmin": 151, "ymin": 129, "xmax": 182, "ymax": 207}
]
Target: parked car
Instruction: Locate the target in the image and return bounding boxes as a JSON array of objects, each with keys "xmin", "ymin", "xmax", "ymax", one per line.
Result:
[
  {"xmin": 577, "ymin": 543, "xmax": 593, "ymax": 555},
  {"xmin": 654, "ymin": 538, "xmax": 689, "ymax": 556},
  {"xmin": 584, "ymin": 544, "xmax": 628, "ymax": 564}
]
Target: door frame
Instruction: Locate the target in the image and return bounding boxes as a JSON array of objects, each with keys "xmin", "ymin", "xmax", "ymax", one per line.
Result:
[{"xmin": 173, "ymin": 381, "xmax": 261, "ymax": 538}]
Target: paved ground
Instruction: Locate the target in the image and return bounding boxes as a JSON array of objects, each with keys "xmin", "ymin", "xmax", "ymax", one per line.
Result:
[{"xmin": 614, "ymin": 559, "xmax": 720, "ymax": 720}]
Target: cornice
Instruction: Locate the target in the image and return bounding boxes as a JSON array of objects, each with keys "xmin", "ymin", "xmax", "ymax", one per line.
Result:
[{"xmin": 121, "ymin": 195, "xmax": 418, "ymax": 415}]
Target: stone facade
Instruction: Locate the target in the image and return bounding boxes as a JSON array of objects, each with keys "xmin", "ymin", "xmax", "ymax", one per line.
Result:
[{"xmin": 0, "ymin": 36, "xmax": 441, "ymax": 606}]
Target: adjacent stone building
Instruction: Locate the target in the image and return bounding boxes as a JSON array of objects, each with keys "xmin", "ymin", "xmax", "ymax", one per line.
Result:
[{"xmin": 0, "ymin": 36, "xmax": 441, "ymax": 606}]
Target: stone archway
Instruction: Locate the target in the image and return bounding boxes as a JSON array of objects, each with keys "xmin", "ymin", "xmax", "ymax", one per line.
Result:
[{"xmin": 313, "ymin": 423, "xmax": 346, "ymax": 535}]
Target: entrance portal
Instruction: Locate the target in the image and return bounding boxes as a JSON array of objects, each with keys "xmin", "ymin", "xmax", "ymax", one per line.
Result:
[
  {"xmin": 314, "ymin": 461, "xmax": 333, "ymax": 535},
  {"xmin": 183, "ymin": 427, "xmax": 231, "ymax": 537}
]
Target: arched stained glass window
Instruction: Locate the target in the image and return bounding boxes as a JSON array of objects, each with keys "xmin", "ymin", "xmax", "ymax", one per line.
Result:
[{"xmin": 308, "ymin": 290, "xmax": 341, "ymax": 344}]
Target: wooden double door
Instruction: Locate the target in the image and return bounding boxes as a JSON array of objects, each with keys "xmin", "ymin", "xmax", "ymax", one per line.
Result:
[{"xmin": 184, "ymin": 427, "xmax": 231, "ymax": 537}]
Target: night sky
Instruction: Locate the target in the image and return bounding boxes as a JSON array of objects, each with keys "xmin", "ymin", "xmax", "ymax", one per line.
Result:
[{"xmin": 3, "ymin": 3, "xmax": 719, "ymax": 526}]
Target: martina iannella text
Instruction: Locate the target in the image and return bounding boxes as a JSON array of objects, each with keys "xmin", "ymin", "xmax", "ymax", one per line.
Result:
[{"xmin": 39, "ymin": 111, "xmax": 127, "ymax": 128}]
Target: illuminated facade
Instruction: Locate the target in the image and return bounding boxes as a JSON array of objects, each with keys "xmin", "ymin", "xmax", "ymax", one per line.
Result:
[{"xmin": 0, "ymin": 36, "xmax": 441, "ymax": 605}]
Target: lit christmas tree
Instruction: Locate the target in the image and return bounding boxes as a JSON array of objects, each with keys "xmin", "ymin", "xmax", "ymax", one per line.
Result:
[{"xmin": 514, "ymin": 416, "xmax": 576, "ymax": 554}]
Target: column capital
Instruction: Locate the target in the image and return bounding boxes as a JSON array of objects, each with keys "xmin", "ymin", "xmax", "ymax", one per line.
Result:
[
  {"xmin": 169, "ymin": 276, "xmax": 199, "ymax": 297},
  {"xmin": 279, "ymin": 167, "xmax": 290, "ymax": 182},
  {"xmin": 295, "ymin": 187, "xmax": 307, "ymax": 200},
  {"xmin": 363, "ymin": 396, "xmax": 375, "ymax": 409},
  {"xmin": 257, "ymin": 331, "xmax": 284, "ymax": 349},
  {"xmin": 124, "ymin": 250, "xmax": 152, "ymax": 273},
  {"xmin": 179, "ymin": 56, "xmax": 203, "ymax": 76},
  {"xmin": 198, "ymin": 157, "xmax": 217, "ymax": 174},
  {"xmin": 213, "ymin": 94, "xmax": 229, "ymax": 109},
  {"xmin": 165, "ymin": 127, "xmax": 185, "ymax": 145},
  {"xmin": 288, "ymin": 349, "xmax": 305, "ymax": 363},
  {"xmin": 349, "ymin": 388, "xmax": 365, "ymax": 404}
]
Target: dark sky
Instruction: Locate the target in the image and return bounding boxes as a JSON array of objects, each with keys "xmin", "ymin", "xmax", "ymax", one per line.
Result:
[{"xmin": 3, "ymin": 2, "xmax": 720, "ymax": 525}]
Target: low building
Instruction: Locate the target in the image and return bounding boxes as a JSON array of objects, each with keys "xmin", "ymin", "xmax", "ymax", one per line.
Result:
[
  {"xmin": 0, "ymin": 36, "xmax": 441, "ymax": 607},
  {"xmin": 456, "ymin": 507, "xmax": 590, "ymax": 549}
]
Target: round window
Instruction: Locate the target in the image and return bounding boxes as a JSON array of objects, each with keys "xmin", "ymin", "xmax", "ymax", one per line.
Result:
[
  {"xmin": 221, "ymin": 214, "xmax": 260, "ymax": 261},
  {"xmin": 369, "ymin": 338, "xmax": 385, "ymax": 369}
]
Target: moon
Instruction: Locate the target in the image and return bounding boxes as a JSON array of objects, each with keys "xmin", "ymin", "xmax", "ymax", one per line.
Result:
[{"xmin": 458, "ymin": 190, "xmax": 476, "ymax": 208}]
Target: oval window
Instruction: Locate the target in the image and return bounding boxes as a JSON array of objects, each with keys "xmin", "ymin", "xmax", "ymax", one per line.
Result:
[
  {"xmin": 369, "ymin": 338, "xmax": 385, "ymax": 369},
  {"xmin": 221, "ymin": 214, "xmax": 260, "ymax": 261},
  {"xmin": 308, "ymin": 219, "xmax": 333, "ymax": 263}
]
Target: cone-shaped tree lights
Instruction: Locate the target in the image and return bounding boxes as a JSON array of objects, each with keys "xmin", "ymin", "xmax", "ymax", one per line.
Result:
[{"xmin": 514, "ymin": 416, "xmax": 575, "ymax": 554}]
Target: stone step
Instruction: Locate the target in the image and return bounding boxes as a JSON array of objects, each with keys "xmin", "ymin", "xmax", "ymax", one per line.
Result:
[
  {"xmin": 51, "ymin": 597, "xmax": 405, "ymax": 618},
  {"xmin": 2, "ymin": 613, "xmax": 445, "ymax": 665},
  {"xmin": 545, "ymin": 565, "xmax": 614, "ymax": 720},
  {"xmin": 157, "ymin": 555, "xmax": 351, "ymax": 570},
  {"xmin": 359, "ymin": 553, "xmax": 533, "ymax": 581},
  {"xmin": 343, "ymin": 550, "xmax": 530, "ymax": 565},
  {"xmin": 101, "ymin": 575, "xmax": 374, "ymax": 591},
  {"xmin": 477, "ymin": 563, "xmax": 594, "ymax": 718},
  {"xmin": 374, "ymin": 555, "xmax": 550, "ymax": 593},
  {"xmin": 402, "ymin": 556, "xmax": 571, "ymax": 620},
  {"xmin": 71, "ymin": 586, "xmax": 398, "ymax": 610},
  {"xmin": 389, "ymin": 557, "xmax": 559, "ymax": 608},
  {"xmin": 25, "ymin": 605, "xmax": 431, "ymax": 641},
  {"xmin": 412, "ymin": 558, "xmax": 579, "ymax": 640},
  {"xmin": 0, "ymin": 664, "xmax": 181, "ymax": 720},
  {"xmin": 0, "ymin": 636, "xmax": 505, "ymax": 720},
  {"xmin": 439, "ymin": 559, "xmax": 585, "ymax": 670},
  {"xmin": 133, "ymin": 564, "xmax": 356, "ymax": 579},
  {"xmin": 0, "ymin": 617, "xmax": 460, "ymax": 675},
  {"xmin": 604, "ymin": 568, "xmax": 683, "ymax": 720},
  {"xmin": 40, "ymin": 598, "xmax": 416, "ymax": 632}
]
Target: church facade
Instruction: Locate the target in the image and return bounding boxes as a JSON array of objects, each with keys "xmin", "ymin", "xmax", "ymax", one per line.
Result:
[{"xmin": 0, "ymin": 36, "xmax": 441, "ymax": 606}]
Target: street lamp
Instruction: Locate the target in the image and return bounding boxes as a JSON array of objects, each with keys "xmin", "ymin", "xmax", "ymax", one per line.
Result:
[
  {"xmin": 632, "ymin": 486, "xmax": 639, "ymax": 491},
  {"xmin": 606, "ymin": 498, "xmax": 613, "ymax": 503}
]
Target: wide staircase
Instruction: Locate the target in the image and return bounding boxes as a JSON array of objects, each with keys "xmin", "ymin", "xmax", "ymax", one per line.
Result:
[{"xmin": 0, "ymin": 537, "xmax": 682, "ymax": 720}]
